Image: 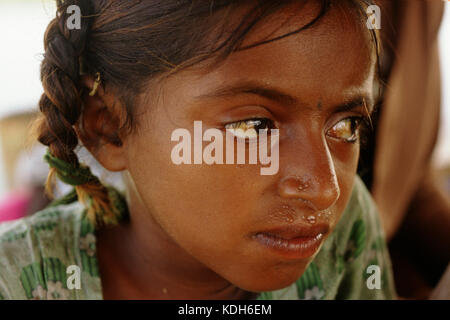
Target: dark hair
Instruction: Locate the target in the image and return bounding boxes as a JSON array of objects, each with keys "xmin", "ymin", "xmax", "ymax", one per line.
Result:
[{"xmin": 33, "ymin": 0, "xmax": 379, "ymax": 226}]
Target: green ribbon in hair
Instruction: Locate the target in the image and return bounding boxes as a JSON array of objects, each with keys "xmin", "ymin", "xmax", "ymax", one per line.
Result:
[
  {"xmin": 43, "ymin": 149, "xmax": 98, "ymax": 186},
  {"xmin": 43, "ymin": 149, "xmax": 130, "ymax": 228}
]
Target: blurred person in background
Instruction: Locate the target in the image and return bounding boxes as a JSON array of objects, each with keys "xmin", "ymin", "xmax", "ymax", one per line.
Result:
[{"xmin": 360, "ymin": 0, "xmax": 450, "ymax": 299}]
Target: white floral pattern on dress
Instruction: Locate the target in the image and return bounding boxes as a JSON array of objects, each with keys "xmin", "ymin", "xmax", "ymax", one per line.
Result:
[
  {"xmin": 47, "ymin": 281, "xmax": 70, "ymax": 300},
  {"xmin": 303, "ymin": 286, "xmax": 324, "ymax": 300},
  {"xmin": 79, "ymin": 233, "xmax": 96, "ymax": 256},
  {"xmin": 31, "ymin": 285, "xmax": 46, "ymax": 300}
]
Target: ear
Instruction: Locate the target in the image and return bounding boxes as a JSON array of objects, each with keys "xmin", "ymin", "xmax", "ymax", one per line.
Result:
[{"xmin": 75, "ymin": 75, "xmax": 127, "ymax": 172}]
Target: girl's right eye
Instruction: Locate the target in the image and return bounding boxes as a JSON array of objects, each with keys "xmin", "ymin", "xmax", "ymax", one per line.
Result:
[{"xmin": 225, "ymin": 118, "xmax": 276, "ymax": 139}]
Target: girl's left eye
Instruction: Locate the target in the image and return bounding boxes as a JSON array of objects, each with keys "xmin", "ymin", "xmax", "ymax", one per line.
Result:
[
  {"xmin": 225, "ymin": 118, "xmax": 276, "ymax": 139},
  {"xmin": 326, "ymin": 117, "xmax": 363, "ymax": 143}
]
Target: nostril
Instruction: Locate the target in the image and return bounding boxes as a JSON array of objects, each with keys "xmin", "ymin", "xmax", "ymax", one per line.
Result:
[
  {"xmin": 278, "ymin": 175, "xmax": 313, "ymax": 199},
  {"xmin": 317, "ymin": 185, "xmax": 340, "ymax": 211},
  {"xmin": 278, "ymin": 175, "xmax": 340, "ymax": 211},
  {"xmin": 278, "ymin": 175, "xmax": 311, "ymax": 199}
]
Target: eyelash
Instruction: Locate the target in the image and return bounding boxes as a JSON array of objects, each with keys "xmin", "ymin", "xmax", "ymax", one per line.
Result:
[{"xmin": 224, "ymin": 118, "xmax": 276, "ymax": 138}]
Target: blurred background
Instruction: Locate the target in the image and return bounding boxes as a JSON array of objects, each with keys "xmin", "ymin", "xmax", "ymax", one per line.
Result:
[
  {"xmin": 0, "ymin": 0, "xmax": 448, "ymax": 299},
  {"xmin": 0, "ymin": 0, "xmax": 124, "ymax": 220},
  {"xmin": 0, "ymin": 0, "xmax": 56, "ymax": 197}
]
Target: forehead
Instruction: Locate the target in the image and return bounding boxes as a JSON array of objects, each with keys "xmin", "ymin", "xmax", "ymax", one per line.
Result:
[{"xmin": 178, "ymin": 1, "xmax": 376, "ymax": 108}]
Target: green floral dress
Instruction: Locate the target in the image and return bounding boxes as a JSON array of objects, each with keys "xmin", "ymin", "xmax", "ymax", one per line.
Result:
[{"xmin": 0, "ymin": 176, "xmax": 397, "ymax": 300}]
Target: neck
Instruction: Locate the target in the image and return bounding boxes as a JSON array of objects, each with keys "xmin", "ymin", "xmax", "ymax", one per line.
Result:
[{"xmin": 95, "ymin": 173, "xmax": 256, "ymax": 300}]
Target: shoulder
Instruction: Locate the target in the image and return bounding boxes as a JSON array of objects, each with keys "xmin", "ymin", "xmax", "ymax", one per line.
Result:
[
  {"xmin": 0, "ymin": 200, "xmax": 101, "ymax": 299},
  {"xmin": 0, "ymin": 200, "xmax": 86, "ymax": 258}
]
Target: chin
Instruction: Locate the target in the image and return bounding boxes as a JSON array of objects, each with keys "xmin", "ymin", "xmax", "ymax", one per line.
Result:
[{"xmin": 233, "ymin": 267, "xmax": 308, "ymax": 293}]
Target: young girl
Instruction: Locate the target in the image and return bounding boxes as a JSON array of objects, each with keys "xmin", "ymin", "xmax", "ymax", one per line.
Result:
[{"xmin": 0, "ymin": 0, "xmax": 396, "ymax": 299}]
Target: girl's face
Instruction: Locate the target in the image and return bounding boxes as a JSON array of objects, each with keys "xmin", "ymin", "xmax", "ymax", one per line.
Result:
[{"xmin": 120, "ymin": 2, "xmax": 376, "ymax": 292}]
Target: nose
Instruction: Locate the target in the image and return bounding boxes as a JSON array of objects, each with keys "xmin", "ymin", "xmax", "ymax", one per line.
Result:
[{"xmin": 277, "ymin": 140, "xmax": 340, "ymax": 212}]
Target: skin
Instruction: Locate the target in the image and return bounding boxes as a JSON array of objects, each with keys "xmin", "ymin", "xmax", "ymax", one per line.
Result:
[{"xmin": 77, "ymin": 1, "xmax": 376, "ymax": 299}]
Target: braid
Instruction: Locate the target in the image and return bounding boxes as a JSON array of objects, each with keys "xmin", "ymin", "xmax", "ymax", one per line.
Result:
[{"xmin": 35, "ymin": 0, "xmax": 118, "ymax": 228}]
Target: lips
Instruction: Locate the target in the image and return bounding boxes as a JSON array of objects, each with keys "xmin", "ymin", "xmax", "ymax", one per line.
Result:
[{"xmin": 252, "ymin": 223, "xmax": 329, "ymax": 260}]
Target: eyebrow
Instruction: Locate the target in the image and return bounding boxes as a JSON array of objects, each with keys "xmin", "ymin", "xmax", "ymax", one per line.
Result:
[
  {"xmin": 195, "ymin": 81, "xmax": 374, "ymax": 114},
  {"xmin": 196, "ymin": 82, "xmax": 297, "ymax": 106}
]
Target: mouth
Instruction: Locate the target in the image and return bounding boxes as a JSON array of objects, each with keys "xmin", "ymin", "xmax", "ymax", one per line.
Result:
[{"xmin": 252, "ymin": 223, "xmax": 329, "ymax": 260}]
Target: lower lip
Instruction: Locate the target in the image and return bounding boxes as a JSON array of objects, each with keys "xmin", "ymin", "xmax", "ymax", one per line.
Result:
[{"xmin": 253, "ymin": 232, "xmax": 325, "ymax": 260}]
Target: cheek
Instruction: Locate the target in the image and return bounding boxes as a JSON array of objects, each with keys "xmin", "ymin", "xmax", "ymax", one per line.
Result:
[
  {"xmin": 125, "ymin": 127, "xmax": 264, "ymax": 251},
  {"xmin": 330, "ymin": 141, "xmax": 360, "ymax": 223}
]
